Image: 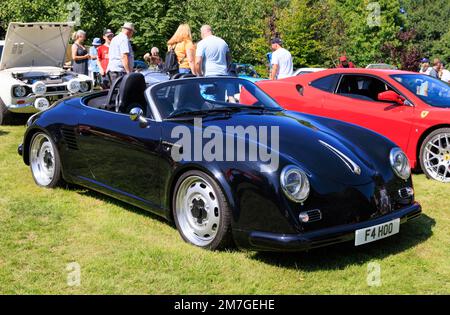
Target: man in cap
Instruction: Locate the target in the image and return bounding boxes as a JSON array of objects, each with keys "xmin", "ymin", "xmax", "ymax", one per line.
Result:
[
  {"xmin": 337, "ymin": 55, "xmax": 355, "ymax": 68},
  {"xmin": 97, "ymin": 29, "xmax": 114, "ymax": 88},
  {"xmin": 419, "ymin": 58, "xmax": 431, "ymax": 75},
  {"xmin": 107, "ymin": 22, "xmax": 135, "ymax": 84},
  {"xmin": 89, "ymin": 37, "xmax": 102, "ymax": 86},
  {"xmin": 269, "ymin": 38, "xmax": 293, "ymax": 80}
]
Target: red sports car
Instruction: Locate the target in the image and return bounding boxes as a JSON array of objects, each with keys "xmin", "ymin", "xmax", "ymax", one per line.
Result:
[{"xmin": 258, "ymin": 68, "xmax": 450, "ymax": 183}]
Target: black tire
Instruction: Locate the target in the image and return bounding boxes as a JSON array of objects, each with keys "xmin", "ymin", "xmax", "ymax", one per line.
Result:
[
  {"xmin": 419, "ymin": 128, "xmax": 450, "ymax": 183},
  {"xmin": 0, "ymin": 98, "xmax": 13, "ymax": 125},
  {"xmin": 172, "ymin": 170, "xmax": 233, "ymax": 250},
  {"xmin": 29, "ymin": 132, "xmax": 65, "ymax": 188}
]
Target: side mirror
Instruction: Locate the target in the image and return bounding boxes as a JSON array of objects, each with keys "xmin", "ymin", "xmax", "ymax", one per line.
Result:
[
  {"xmin": 129, "ymin": 107, "xmax": 148, "ymax": 128},
  {"xmin": 378, "ymin": 90, "xmax": 405, "ymax": 105}
]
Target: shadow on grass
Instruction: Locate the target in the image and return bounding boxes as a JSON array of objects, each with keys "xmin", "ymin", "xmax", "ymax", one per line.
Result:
[
  {"xmin": 251, "ymin": 214, "xmax": 435, "ymax": 271},
  {"xmin": 74, "ymin": 187, "xmax": 171, "ymax": 226},
  {"xmin": 69, "ymin": 184, "xmax": 436, "ymax": 265},
  {"xmin": 0, "ymin": 129, "xmax": 9, "ymax": 136}
]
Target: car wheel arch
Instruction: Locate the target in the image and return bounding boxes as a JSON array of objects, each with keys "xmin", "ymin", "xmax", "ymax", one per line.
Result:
[
  {"xmin": 167, "ymin": 164, "xmax": 237, "ymax": 223},
  {"xmin": 416, "ymin": 124, "xmax": 450, "ymax": 168}
]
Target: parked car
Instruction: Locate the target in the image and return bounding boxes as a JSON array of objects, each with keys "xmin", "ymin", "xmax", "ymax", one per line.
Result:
[
  {"xmin": 366, "ymin": 63, "xmax": 398, "ymax": 70},
  {"xmin": 19, "ymin": 75, "xmax": 421, "ymax": 251},
  {"xmin": 0, "ymin": 22, "xmax": 92, "ymax": 125},
  {"xmin": 293, "ymin": 68, "xmax": 327, "ymax": 76},
  {"xmin": 230, "ymin": 63, "xmax": 265, "ymax": 82},
  {"xmin": 257, "ymin": 68, "xmax": 450, "ymax": 182},
  {"xmin": 134, "ymin": 60, "xmax": 149, "ymax": 72}
]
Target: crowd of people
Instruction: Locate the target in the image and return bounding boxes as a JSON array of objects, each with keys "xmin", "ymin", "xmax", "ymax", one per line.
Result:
[
  {"xmin": 69, "ymin": 22, "xmax": 450, "ymax": 89},
  {"xmin": 419, "ymin": 58, "xmax": 450, "ymax": 83}
]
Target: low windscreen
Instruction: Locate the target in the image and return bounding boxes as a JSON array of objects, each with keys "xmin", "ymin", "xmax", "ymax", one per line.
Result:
[{"xmin": 151, "ymin": 77, "xmax": 282, "ymax": 119}]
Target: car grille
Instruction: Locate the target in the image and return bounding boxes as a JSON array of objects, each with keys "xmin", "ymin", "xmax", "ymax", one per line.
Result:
[
  {"xmin": 305, "ymin": 209, "xmax": 322, "ymax": 223},
  {"xmin": 61, "ymin": 127, "xmax": 78, "ymax": 150},
  {"xmin": 47, "ymin": 85, "xmax": 68, "ymax": 93},
  {"xmin": 398, "ymin": 187, "xmax": 414, "ymax": 199}
]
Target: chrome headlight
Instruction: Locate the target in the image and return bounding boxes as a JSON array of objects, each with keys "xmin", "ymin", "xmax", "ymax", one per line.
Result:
[
  {"xmin": 32, "ymin": 81, "xmax": 46, "ymax": 96},
  {"xmin": 13, "ymin": 85, "xmax": 27, "ymax": 98},
  {"xmin": 280, "ymin": 165, "xmax": 310, "ymax": 203},
  {"xmin": 390, "ymin": 148, "xmax": 411, "ymax": 180},
  {"xmin": 67, "ymin": 79, "xmax": 81, "ymax": 94},
  {"xmin": 79, "ymin": 81, "xmax": 90, "ymax": 93}
]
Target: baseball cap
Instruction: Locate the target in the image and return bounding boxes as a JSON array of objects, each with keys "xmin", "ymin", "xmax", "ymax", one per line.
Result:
[
  {"xmin": 339, "ymin": 56, "xmax": 348, "ymax": 62},
  {"xmin": 103, "ymin": 29, "xmax": 114, "ymax": 37},
  {"xmin": 92, "ymin": 38, "xmax": 102, "ymax": 46},
  {"xmin": 420, "ymin": 58, "xmax": 430, "ymax": 63}
]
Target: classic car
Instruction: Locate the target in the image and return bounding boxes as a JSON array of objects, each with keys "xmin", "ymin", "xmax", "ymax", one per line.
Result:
[
  {"xmin": 258, "ymin": 68, "xmax": 450, "ymax": 183},
  {"xmin": 366, "ymin": 63, "xmax": 398, "ymax": 70},
  {"xmin": 0, "ymin": 22, "xmax": 93, "ymax": 125},
  {"xmin": 19, "ymin": 75, "xmax": 421, "ymax": 251},
  {"xmin": 293, "ymin": 68, "xmax": 327, "ymax": 76},
  {"xmin": 230, "ymin": 63, "xmax": 266, "ymax": 82}
]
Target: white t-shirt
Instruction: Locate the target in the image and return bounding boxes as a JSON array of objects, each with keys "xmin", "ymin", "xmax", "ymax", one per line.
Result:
[
  {"xmin": 107, "ymin": 33, "xmax": 134, "ymax": 72},
  {"xmin": 271, "ymin": 48, "xmax": 293, "ymax": 79},
  {"xmin": 196, "ymin": 35, "xmax": 229, "ymax": 76},
  {"xmin": 440, "ymin": 69, "xmax": 450, "ymax": 83}
]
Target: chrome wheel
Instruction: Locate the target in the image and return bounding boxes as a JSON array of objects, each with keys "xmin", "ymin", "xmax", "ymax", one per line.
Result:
[
  {"xmin": 422, "ymin": 132, "xmax": 450, "ymax": 183},
  {"xmin": 30, "ymin": 133, "xmax": 56, "ymax": 186},
  {"xmin": 175, "ymin": 176, "xmax": 221, "ymax": 247}
]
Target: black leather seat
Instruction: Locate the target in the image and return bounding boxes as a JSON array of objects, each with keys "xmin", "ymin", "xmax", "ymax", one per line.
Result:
[{"xmin": 117, "ymin": 73, "xmax": 148, "ymax": 115}]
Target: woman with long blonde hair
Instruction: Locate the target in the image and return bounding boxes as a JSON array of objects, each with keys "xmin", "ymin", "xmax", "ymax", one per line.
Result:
[{"xmin": 167, "ymin": 24, "xmax": 196, "ymax": 74}]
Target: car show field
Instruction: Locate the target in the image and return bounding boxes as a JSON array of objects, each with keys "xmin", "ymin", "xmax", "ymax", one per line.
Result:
[{"xmin": 1, "ymin": 125, "xmax": 449, "ymax": 294}]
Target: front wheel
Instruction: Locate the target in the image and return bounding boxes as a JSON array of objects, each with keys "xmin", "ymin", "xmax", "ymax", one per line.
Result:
[
  {"xmin": 173, "ymin": 170, "xmax": 233, "ymax": 250},
  {"xmin": 419, "ymin": 128, "xmax": 450, "ymax": 183},
  {"xmin": 29, "ymin": 132, "xmax": 64, "ymax": 188}
]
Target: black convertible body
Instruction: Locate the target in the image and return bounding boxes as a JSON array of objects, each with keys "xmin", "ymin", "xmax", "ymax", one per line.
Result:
[{"xmin": 19, "ymin": 74, "xmax": 421, "ymax": 251}]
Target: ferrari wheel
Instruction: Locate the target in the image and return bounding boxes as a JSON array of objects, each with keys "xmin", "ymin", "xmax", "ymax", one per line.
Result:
[
  {"xmin": 29, "ymin": 132, "xmax": 63, "ymax": 188},
  {"xmin": 420, "ymin": 128, "xmax": 450, "ymax": 183},
  {"xmin": 173, "ymin": 170, "xmax": 232, "ymax": 250}
]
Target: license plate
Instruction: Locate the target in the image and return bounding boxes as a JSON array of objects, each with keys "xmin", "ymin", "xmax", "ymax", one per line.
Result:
[{"xmin": 355, "ymin": 218, "xmax": 400, "ymax": 246}]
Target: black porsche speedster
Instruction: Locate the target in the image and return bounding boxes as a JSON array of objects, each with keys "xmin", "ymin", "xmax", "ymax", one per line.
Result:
[{"xmin": 19, "ymin": 74, "xmax": 421, "ymax": 251}]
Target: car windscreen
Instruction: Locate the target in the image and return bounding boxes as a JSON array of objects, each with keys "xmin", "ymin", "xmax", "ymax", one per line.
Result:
[
  {"xmin": 391, "ymin": 74, "xmax": 450, "ymax": 108},
  {"xmin": 151, "ymin": 77, "xmax": 282, "ymax": 119}
]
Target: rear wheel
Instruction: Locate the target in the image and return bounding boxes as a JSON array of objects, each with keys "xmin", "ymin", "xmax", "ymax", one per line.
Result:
[
  {"xmin": 0, "ymin": 98, "xmax": 13, "ymax": 125},
  {"xmin": 419, "ymin": 128, "xmax": 450, "ymax": 183},
  {"xmin": 29, "ymin": 132, "xmax": 64, "ymax": 188},
  {"xmin": 173, "ymin": 170, "xmax": 233, "ymax": 250}
]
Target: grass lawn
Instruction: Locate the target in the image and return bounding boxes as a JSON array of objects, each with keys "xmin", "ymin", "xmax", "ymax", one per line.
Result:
[{"xmin": 0, "ymin": 125, "xmax": 449, "ymax": 294}]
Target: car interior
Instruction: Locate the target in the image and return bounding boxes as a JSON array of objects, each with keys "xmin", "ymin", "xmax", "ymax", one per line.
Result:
[
  {"xmin": 85, "ymin": 73, "xmax": 150, "ymax": 117},
  {"xmin": 336, "ymin": 75, "xmax": 394, "ymax": 102}
]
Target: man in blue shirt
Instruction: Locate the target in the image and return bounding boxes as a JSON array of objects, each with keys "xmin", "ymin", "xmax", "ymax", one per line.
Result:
[
  {"xmin": 195, "ymin": 25, "xmax": 231, "ymax": 77},
  {"xmin": 107, "ymin": 22, "xmax": 135, "ymax": 84}
]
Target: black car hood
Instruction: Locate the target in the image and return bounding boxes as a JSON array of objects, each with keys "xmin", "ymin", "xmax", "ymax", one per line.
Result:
[{"xmin": 195, "ymin": 110, "xmax": 393, "ymax": 186}]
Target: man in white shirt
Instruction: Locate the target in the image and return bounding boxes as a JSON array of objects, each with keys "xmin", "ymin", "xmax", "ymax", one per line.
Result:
[
  {"xmin": 440, "ymin": 63, "xmax": 450, "ymax": 83},
  {"xmin": 195, "ymin": 25, "xmax": 231, "ymax": 77},
  {"xmin": 107, "ymin": 22, "xmax": 135, "ymax": 84},
  {"xmin": 269, "ymin": 38, "xmax": 293, "ymax": 80}
]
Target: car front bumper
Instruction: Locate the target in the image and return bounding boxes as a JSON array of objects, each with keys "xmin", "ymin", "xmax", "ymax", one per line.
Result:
[
  {"xmin": 237, "ymin": 202, "xmax": 422, "ymax": 252},
  {"xmin": 7, "ymin": 102, "xmax": 39, "ymax": 114}
]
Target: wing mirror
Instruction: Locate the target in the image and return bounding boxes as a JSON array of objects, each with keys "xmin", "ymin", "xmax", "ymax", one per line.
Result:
[
  {"xmin": 129, "ymin": 107, "xmax": 149, "ymax": 128},
  {"xmin": 378, "ymin": 90, "xmax": 405, "ymax": 105}
]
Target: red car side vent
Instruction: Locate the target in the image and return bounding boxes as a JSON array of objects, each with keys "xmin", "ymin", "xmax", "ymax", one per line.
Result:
[{"xmin": 296, "ymin": 84, "xmax": 304, "ymax": 96}]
